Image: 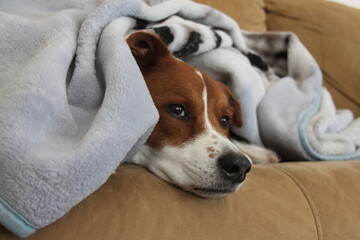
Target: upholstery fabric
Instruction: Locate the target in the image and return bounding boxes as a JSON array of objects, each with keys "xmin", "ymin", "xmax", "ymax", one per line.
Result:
[
  {"xmin": 1, "ymin": 162, "xmax": 360, "ymax": 240},
  {"xmin": 196, "ymin": 0, "xmax": 266, "ymax": 32}
]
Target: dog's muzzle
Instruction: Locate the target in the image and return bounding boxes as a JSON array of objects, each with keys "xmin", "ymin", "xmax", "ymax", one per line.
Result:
[{"xmin": 191, "ymin": 152, "xmax": 251, "ymax": 197}]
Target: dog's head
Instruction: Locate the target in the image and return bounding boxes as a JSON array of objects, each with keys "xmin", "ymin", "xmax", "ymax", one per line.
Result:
[{"xmin": 126, "ymin": 32, "xmax": 251, "ymax": 197}]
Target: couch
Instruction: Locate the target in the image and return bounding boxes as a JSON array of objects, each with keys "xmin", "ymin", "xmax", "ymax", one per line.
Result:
[{"xmin": 1, "ymin": 0, "xmax": 359, "ymax": 239}]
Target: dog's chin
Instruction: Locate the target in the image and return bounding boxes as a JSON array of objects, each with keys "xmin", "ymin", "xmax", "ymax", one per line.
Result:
[{"xmin": 185, "ymin": 184, "xmax": 242, "ymax": 198}]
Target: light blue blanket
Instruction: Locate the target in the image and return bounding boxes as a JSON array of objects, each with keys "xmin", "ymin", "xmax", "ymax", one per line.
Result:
[
  {"xmin": 1, "ymin": 0, "xmax": 359, "ymax": 237},
  {"xmin": 139, "ymin": 15, "xmax": 360, "ymax": 161}
]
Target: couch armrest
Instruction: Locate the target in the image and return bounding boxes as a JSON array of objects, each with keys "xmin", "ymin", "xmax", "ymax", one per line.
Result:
[
  {"xmin": 2, "ymin": 162, "xmax": 360, "ymax": 240},
  {"xmin": 265, "ymin": 0, "xmax": 360, "ymax": 117}
]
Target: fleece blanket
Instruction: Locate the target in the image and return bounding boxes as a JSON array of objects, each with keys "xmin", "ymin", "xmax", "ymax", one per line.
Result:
[
  {"xmin": 0, "ymin": 0, "xmax": 359, "ymax": 237},
  {"xmin": 138, "ymin": 16, "xmax": 360, "ymax": 161}
]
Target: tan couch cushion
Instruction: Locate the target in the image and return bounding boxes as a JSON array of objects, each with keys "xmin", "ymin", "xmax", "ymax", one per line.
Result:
[
  {"xmin": 266, "ymin": 0, "xmax": 360, "ymax": 117},
  {"xmin": 274, "ymin": 161, "xmax": 360, "ymax": 240},
  {"xmin": 195, "ymin": 0, "xmax": 266, "ymax": 32},
  {"xmin": 2, "ymin": 162, "xmax": 360, "ymax": 240}
]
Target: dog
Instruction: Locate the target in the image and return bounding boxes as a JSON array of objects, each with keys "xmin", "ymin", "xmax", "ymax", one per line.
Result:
[{"xmin": 126, "ymin": 32, "xmax": 279, "ymax": 197}]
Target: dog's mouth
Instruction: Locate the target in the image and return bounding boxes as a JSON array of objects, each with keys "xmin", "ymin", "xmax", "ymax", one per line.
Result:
[{"xmin": 191, "ymin": 185, "xmax": 240, "ymax": 197}]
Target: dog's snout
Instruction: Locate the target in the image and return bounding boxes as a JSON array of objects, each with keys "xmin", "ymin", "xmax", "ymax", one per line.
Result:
[{"xmin": 219, "ymin": 152, "xmax": 251, "ymax": 183}]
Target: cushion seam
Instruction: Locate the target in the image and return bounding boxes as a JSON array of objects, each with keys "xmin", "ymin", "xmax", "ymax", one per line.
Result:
[{"xmin": 271, "ymin": 165, "xmax": 323, "ymax": 240}]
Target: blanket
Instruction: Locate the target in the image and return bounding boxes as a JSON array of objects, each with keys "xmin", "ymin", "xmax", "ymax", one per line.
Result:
[
  {"xmin": 0, "ymin": 0, "xmax": 359, "ymax": 237},
  {"xmin": 139, "ymin": 16, "xmax": 360, "ymax": 161}
]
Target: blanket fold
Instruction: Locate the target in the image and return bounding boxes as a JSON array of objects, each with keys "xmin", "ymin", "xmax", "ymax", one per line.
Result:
[{"xmin": 0, "ymin": 0, "xmax": 359, "ymax": 237}]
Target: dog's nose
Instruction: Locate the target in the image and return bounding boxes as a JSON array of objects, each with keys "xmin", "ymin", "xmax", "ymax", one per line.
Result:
[{"xmin": 219, "ymin": 152, "xmax": 251, "ymax": 183}]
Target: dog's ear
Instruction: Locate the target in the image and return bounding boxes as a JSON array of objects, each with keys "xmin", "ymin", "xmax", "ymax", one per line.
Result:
[
  {"xmin": 226, "ymin": 87, "xmax": 243, "ymax": 127},
  {"xmin": 126, "ymin": 31, "xmax": 169, "ymax": 71}
]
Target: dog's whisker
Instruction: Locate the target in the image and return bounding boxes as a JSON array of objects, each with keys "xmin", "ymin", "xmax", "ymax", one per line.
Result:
[{"xmin": 182, "ymin": 170, "xmax": 197, "ymax": 182}]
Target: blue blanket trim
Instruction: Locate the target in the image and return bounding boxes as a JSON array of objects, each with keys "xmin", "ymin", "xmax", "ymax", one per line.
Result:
[
  {"xmin": 0, "ymin": 198, "xmax": 37, "ymax": 238},
  {"xmin": 298, "ymin": 91, "xmax": 360, "ymax": 160}
]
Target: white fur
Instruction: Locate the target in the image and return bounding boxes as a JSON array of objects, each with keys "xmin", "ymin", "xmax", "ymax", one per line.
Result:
[{"xmin": 231, "ymin": 140, "xmax": 280, "ymax": 164}]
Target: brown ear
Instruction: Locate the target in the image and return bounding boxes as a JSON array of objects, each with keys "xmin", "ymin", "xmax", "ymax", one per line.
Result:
[
  {"xmin": 126, "ymin": 31, "xmax": 169, "ymax": 71},
  {"xmin": 226, "ymin": 87, "xmax": 243, "ymax": 127}
]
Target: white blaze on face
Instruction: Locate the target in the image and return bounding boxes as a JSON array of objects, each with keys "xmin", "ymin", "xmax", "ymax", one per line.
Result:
[
  {"xmin": 131, "ymin": 70, "xmax": 247, "ymax": 192},
  {"xmin": 195, "ymin": 70, "xmax": 241, "ymax": 154}
]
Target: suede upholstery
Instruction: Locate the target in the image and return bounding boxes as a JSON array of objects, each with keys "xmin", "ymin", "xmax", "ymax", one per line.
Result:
[
  {"xmin": 1, "ymin": 0, "xmax": 359, "ymax": 239},
  {"xmin": 1, "ymin": 162, "xmax": 360, "ymax": 240}
]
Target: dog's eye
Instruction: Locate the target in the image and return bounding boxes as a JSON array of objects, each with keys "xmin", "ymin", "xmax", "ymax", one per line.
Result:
[
  {"xmin": 167, "ymin": 104, "xmax": 190, "ymax": 120},
  {"xmin": 220, "ymin": 116, "xmax": 230, "ymax": 128}
]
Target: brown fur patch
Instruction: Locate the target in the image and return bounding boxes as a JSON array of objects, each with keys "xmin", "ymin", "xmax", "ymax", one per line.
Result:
[
  {"xmin": 208, "ymin": 153, "xmax": 217, "ymax": 159},
  {"xmin": 202, "ymin": 72, "xmax": 242, "ymax": 135},
  {"xmin": 207, "ymin": 147, "xmax": 215, "ymax": 153}
]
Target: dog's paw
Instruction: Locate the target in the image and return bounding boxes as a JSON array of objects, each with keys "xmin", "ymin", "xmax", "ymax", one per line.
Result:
[
  {"xmin": 231, "ymin": 140, "xmax": 280, "ymax": 164},
  {"xmin": 251, "ymin": 149, "xmax": 280, "ymax": 164}
]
